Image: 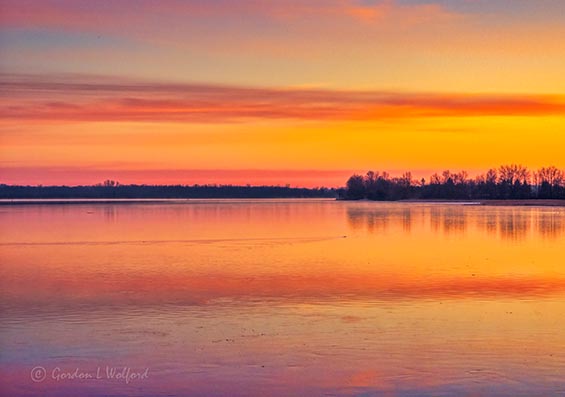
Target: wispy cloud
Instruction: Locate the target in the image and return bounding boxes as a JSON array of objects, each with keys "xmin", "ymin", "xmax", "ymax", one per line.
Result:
[
  {"xmin": 0, "ymin": 0, "xmax": 456, "ymax": 29},
  {"xmin": 2, "ymin": 74, "xmax": 565, "ymax": 123}
]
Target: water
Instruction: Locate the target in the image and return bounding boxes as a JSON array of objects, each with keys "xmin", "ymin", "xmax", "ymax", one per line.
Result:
[{"xmin": 1, "ymin": 199, "xmax": 564, "ymax": 396}]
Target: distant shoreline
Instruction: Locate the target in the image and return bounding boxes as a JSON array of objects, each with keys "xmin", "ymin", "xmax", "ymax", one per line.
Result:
[
  {"xmin": 0, "ymin": 184, "xmax": 337, "ymax": 201},
  {"xmin": 387, "ymin": 199, "xmax": 565, "ymax": 207},
  {"xmin": 1, "ymin": 198, "xmax": 565, "ymax": 207},
  {"xmin": 479, "ymin": 199, "xmax": 565, "ymax": 207},
  {"xmin": 0, "ymin": 198, "xmax": 336, "ymax": 205}
]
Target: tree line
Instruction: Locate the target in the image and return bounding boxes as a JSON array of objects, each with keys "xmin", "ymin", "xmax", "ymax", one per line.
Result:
[
  {"xmin": 0, "ymin": 182, "xmax": 336, "ymax": 199},
  {"xmin": 339, "ymin": 165, "xmax": 565, "ymax": 200},
  {"xmin": 2, "ymin": 165, "xmax": 564, "ymax": 201}
]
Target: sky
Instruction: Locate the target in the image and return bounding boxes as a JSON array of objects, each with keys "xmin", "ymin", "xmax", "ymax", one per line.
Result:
[{"xmin": 1, "ymin": 0, "xmax": 565, "ymax": 187}]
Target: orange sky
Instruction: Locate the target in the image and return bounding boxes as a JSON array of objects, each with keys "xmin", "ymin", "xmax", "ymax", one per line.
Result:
[{"xmin": 1, "ymin": 0, "xmax": 565, "ymax": 186}]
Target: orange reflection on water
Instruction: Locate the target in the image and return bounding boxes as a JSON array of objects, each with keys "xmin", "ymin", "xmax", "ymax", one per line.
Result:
[{"xmin": 1, "ymin": 200, "xmax": 564, "ymax": 397}]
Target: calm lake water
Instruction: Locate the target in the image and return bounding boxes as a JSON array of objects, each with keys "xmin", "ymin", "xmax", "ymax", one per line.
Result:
[{"xmin": 1, "ymin": 199, "xmax": 564, "ymax": 396}]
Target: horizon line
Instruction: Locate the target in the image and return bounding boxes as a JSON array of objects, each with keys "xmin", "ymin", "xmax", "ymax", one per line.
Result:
[{"xmin": 2, "ymin": 164, "xmax": 564, "ymax": 189}]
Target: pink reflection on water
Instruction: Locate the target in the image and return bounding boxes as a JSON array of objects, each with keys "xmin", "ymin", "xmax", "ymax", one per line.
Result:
[{"xmin": 1, "ymin": 200, "xmax": 565, "ymax": 396}]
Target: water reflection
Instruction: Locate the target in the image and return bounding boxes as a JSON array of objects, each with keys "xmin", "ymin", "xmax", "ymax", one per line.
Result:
[
  {"xmin": 1, "ymin": 200, "xmax": 564, "ymax": 397},
  {"xmin": 347, "ymin": 203, "xmax": 565, "ymax": 240},
  {"xmin": 537, "ymin": 210, "xmax": 565, "ymax": 239},
  {"xmin": 103, "ymin": 205, "xmax": 117, "ymax": 222}
]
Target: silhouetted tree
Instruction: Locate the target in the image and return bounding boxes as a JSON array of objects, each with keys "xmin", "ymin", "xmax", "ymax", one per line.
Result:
[
  {"xmin": 345, "ymin": 175, "xmax": 366, "ymax": 200},
  {"xmin": 341, "ymin": 164, "xmax": 565, "ymax": 201},
  {"xmin": 535, "ymin": 166, "xmax": 564, "ymax": 198},
  {"xmin": 103, "ymin": 180, "xmax": 119, "ymax": 187}
]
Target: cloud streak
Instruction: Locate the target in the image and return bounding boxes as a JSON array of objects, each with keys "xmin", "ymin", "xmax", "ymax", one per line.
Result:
[
  {"xmin": 0, "ymin": 0, "xmax": 456, "ymax": 29},
  {"xmin": 2, "ymin": 74, "xmax": 565, "ymax": 123}
]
